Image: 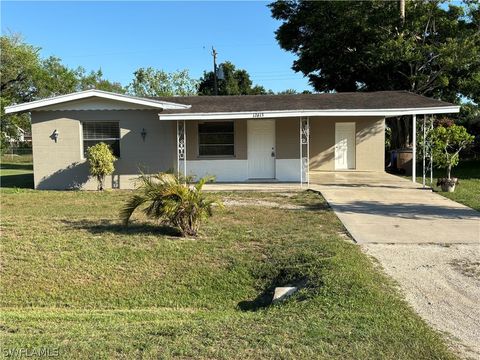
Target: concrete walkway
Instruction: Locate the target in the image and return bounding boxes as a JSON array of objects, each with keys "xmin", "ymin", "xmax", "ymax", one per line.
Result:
[{"xmin": 309, "ymin": 171, "xmax": 479, "ymax": 244}]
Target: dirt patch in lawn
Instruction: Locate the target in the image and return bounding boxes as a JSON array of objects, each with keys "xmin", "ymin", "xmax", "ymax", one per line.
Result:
[{"xmin": 222, "ymin": 199, "xmax": 306, "ymax": 210}]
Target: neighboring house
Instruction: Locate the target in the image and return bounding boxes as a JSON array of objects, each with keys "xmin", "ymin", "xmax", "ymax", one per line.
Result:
[
  {"xmin": 5, "ymin": 89, "xmax": 459, "ymax": 190},
  {"xmin": 3, "ymin": 125, "xmax": 31, "ymax": 144}
]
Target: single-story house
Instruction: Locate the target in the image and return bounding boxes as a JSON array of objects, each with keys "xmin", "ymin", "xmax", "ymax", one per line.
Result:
[{"xmin": 4, "ymin": 89, "xmax": 459, "ymax": 190}]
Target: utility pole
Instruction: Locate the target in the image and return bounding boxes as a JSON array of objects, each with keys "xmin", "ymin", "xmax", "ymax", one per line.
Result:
[
  {"xmin": 400, "ymin": 0, "xmax": 405, "ymax": 23},
  {"xmin": 212, "ymin": 47, "xmax": 218, "ymax": 96}
]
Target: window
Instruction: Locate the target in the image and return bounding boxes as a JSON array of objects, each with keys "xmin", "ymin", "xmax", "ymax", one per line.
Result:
[
  {"xmin": 198, "ymin": 121, "xmax": 234, "ymax": 156},
  {"xmin": 83, "ymin": 122, "xmax": 120, "ymax": 157}
]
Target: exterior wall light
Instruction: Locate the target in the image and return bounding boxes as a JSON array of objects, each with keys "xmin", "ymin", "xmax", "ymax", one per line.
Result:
[
  {"xmin": 141, "ymin": 128, "xmax": 147, "ymax": 142},
  {"xmin": 51, "ymin": 129, "xmax": 59, "ymax": 143}
]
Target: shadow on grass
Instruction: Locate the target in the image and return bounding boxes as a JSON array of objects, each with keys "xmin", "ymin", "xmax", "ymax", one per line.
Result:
[
  {"xmin": 330, "ymin": 200, "xmax": 479, "ymax": 220},
  {"xmin": 413, "ymin": 159, "xmax": 480, "ymax": 180},
  {"xmin": 61, "ymin": 219, "xmax": 182, "ymax": 237},
  {"xmin": 0, "ymin": 173, "xmax": 34, "ymax": 189},
  {"xmin": 237, "ymin": 291, "xmax": 273, "ymax": 312},
  {"xmin": 238, "ymin": 274, "xmax": 310, "ymax": 312},
  {"xmin": 286, "ymin": 189, "xmax": 331, "ymax": 211},
  {"xmin": 0, "ymin": 163, "xmax": 33, "ymax": 171}
]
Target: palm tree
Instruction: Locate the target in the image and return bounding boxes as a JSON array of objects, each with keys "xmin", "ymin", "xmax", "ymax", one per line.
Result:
[{"xmin": 120, "ymin": 172, "xmax": 221, "ymax": 237}]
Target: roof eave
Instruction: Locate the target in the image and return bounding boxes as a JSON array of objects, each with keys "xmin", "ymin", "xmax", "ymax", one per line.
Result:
[
  {"xmin": 4, "ymin": 89, "xmax": 191, "ymax": 114},
  {"xmin": 158, "ymin": 106, "xmax": 461, "ymax": 120}
]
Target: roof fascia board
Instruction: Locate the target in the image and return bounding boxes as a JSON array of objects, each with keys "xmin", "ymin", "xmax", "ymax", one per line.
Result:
[
  {"xmin": 158, "ymin": 106, "xmax": 460, "ymax": 120},
  {"xmin": 4, "ymin": 89, "xmax": 191, "ymax": 114}
]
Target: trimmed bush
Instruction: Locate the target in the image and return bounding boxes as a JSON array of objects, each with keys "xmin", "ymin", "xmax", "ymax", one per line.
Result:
[{"xmin": 86, "ymin": 142, "xmax": 116, "ymax": 191}]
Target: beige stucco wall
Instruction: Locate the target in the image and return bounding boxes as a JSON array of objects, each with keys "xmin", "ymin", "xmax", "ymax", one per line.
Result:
[
  {"xmin": 276, "ymin": 118, "xmax": 300, "ymax": 159},
  {"xmin": 31, "ymin": 110, "xmax": 175, "ymax": 190},
  {"xmin": 309, "ymin": 116, "xmax": 385, "ymax": 171},
  {"xmin": 31, "ymin": 113, "xmax": 385, "ymax": 189}
]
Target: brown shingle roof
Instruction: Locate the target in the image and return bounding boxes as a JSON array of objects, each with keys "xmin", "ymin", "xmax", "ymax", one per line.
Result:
[{"xmin": 154, "ymin": 91, "xmax": 455, "ymax": 114}]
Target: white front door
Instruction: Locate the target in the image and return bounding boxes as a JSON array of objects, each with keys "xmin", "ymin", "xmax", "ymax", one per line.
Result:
[
  {"xmin": 248, "ymin": 120, "xmax": 275, "ymax": 179},
  {"xmin": 335, "ymin": 122, "xmax": 356, "ymax": 170}
]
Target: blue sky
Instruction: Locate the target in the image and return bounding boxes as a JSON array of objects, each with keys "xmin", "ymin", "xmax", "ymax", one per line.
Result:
[{"xmin": 1, "ymin": 1, "xmax": 312, "ymax": 93}]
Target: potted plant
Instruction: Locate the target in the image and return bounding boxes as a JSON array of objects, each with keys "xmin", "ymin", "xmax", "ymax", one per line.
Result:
[{"xmin": 430, "ymin": 124, "xmax": 474, "ymax": 192}]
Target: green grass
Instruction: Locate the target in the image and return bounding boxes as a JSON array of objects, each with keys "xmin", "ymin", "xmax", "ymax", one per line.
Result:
[
  {"xmin": 0, "ymin": 158, "xmax": 33, "ymax": 189},
  {"xmin": 411, "ymin": 160, "xmax": 480, "ymax": 211},
  {"xmin": 0, "ymin": 188, "xmax": 457, "ymax": 359}
]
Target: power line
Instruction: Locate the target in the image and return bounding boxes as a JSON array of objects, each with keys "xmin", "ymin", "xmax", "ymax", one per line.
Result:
[{"xmin": 60, "ymin": 43, "xmax": 275, "ymax": 58}]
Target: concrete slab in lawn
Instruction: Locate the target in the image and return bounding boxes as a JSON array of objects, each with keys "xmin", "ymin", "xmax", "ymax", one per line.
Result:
[{"xmin": 310, "ymin": 172, "xmax": 480, "ymax": 244}]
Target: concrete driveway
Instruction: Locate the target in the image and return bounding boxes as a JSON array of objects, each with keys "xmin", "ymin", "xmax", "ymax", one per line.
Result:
[
  {"xmin": 310, "ymin": 171, "xmax": 480, "ymax": 358},
  {"xmin": 309, "ymin": 171, "xmax": 479, "ymax": 244}
]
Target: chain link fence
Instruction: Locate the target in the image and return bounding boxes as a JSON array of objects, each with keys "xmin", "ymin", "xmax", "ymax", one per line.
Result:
[{"xmin": 1, "ymin": 146, "xmax": 33, "ymax": 163}]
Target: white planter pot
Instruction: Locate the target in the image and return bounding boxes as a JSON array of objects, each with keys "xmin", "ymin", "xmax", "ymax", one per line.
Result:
[{"xmin": 439, "ymin": 178, "xmax": 458, "ymax": 192}]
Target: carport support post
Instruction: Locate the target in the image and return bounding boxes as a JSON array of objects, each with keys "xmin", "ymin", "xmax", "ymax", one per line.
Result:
[
  {"xmin": 412, "ymin": 114, "xmax": 416, "ymax": 183},
  {"xmin": 299, "ymin": 117, "xmax": 310, "ymax": 187},
  {"xmin": 422, "ymin": 115, "xmax": 426, "ymax": 189},
  {"xmin": 430, "ymin": 116, "xmax": 434, "ymax": 185},
  {"xmin": 177, "ymin": 120, "xmax": 186, "ymax": 180},
  {"xmin": 299, "ymin": 118, "xmax": 302, "ymax": 187}
]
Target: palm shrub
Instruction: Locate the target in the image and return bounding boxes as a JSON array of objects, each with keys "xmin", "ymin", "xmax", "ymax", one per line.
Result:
[
  {"xmin": 120, "ymin": 172, "xmax": 221, "ymax": 237},
  {"xmin": 86, "ymin": 142, "xmax": 116, "ymax": 190}
]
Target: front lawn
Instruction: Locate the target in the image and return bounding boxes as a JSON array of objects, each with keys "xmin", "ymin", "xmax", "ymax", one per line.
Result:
[
  {"xmin": 411, "ymin": 160, "xmax": 480, "ymax": 211},
  {"xmin": 0, "ymin": 188, "xmax": 456, "ymax": 359},
  {"xmin": 0, "ymin": 157, "xmax": 33, "ymax": 189}
]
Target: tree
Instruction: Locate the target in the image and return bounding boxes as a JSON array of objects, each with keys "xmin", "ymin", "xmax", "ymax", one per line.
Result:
[
  {"xmin": 120, "ymin": 172, "xmax": 221, "ymax": 237},
  {"xmin": 76, "ymin": 68, "xmax": 126, "ymax": 94},
  {"xmin": 127, "ymin": 68, "xmax": 198, "ymax": 97},
  {"xmin": 270, "ymin": 1, "xmax": 479, "ymax": 99},
  {"xmin": 0, "ymin": 34, "xmax": 43, "ymax": 146},
  {"xmin": 270, "ymin": 1, "xmax": 480, "ymax": 148},
  {"xmin": 0, "ymin": 34, "xmax": 41, "ymax": 103},
  {"xmin": 457, "ymin": 103, "xmax": 480, "ymax": 156},
  {"xmin": 35, "ymin": 56, "xmax": 79, "ymax": 98},
  {"xmin": 0, "ymin": 34, "xmax": 127, "ymax": 147},
  {"xmin": 430, "ymin": 124, "xmax": 474, "ymax": 180},
  {"xmin": 277, "ymin": 89, "xmax": 298, "ymax": 95},
  {"xmin": 86, "ymin": 142, "xmax": 117, "ymax": 191},
  {"xmin": 34, "ymin": 59, "xmax": 126, "ymax": 97},
  {"xmin": 198, "ymin": 61, "xmax": 268, "ymax": 95}
]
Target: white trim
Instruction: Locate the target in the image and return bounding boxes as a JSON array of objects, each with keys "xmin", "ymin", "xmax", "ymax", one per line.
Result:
[
  {"xmin": 159, "ymin": 106, "xmax": 460, "ymax": 120},
  {"xmin": 276, "ymin": 159, "xmax": 301, "ymax": 182},
  {"xmin": 179, "ymin": 159, "xmax": 249, "ymax": 182},
  {"xmin": 4, "ymin": 89, "xmax": 191, "ymax": 114},
  {"xmin": 183, "ymin": 120, "xmax": 187, "ymax": 178},
  {"xmin": 179, "ymin": 159, "xmax": 301, "ymax": 182}
]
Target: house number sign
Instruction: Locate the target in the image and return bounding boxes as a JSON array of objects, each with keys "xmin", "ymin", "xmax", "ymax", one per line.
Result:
[{"xmin": 252, "ymin": 112, "xmax": 264, "ymax": 118}]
